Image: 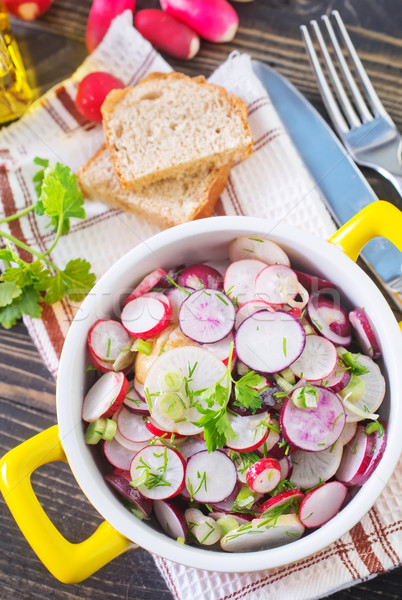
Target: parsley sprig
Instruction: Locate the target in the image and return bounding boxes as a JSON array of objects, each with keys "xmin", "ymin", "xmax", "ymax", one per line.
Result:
[{"xmin": 0, "ymin": 158, "xmax": 96, "ymax": 328}]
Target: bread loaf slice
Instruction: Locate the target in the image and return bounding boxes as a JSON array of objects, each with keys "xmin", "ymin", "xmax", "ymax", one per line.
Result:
[
  {"xmin": 77, "ymin": 144, "xmax": 231, "ymax": 228},
  {"xmin": 101, "ymin": 72, "xmax": 252, "ymax": 191}
]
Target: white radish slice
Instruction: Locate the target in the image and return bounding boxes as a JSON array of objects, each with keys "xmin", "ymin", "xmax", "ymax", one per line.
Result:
[
  {"xmin": 121, "ymin": 296, "xmax": 172, "ymax": 339},
  {"xmin": 209, "ymin": 511, "xmax": 251, "ymax": 526},
  {"xmin": 289, "ymin": 440, "xmax": 343, "ymax": 489},
  {"xmin": 88, "ymin": 319, "xmax": 132, "ymax": 363},
  {"xmin": 114, "ymin": 427, "xmax": 149, "ymax": 452},
  {"xmin": 228, "ymin": 236, "xmax": 290, "ymax": 266},
  {"xmin": 228, "ymin": 449, "xmax": 258, "ymax": 483},
  {"xmin": 246, "ymin": 458, "xmax": 282, "ymax": 493},
  {"xmin": 202, "ymin": 332, "xmax": 235, "ymax": 365},
  {"xmin": 144, "ymin": 346, "xmax": 229, "ymax": 436},
  {"xmin": 224, "ymin": 259, "xmax": 267, "ymax": 306},
  {"xmin": 179, "ymin": 288, "xmax": 235, "ymax": 343},
  {"xmin": 307, "ymin": 294, "xmax": 352, "ymax": 346},
  {"xmin": 104, "ymin": 469, "xmax": 152, "ymax": 518},
  {"xmin": 258, "ymin": 489, "xmax": 304, "ymax": 514},
  {"xmin": 123, "ymin": 384, "xmax": 150, "ymax": 414},
  {"xmin": 338, "ymin": 355, "xmax": 385, "ymax": 423},
  {"xmin": 117, "ymin": 406, "xmax": 154, "ymax": 443},
  {"xmin": 87, "ymin": 344, "xmax": 115, "ymax": 373},
  {"xmin": 179, "ymin": 437, "xmax": 207, "ymax": 461},
  {"xmin": 309, "ymin": 360, "xmax": 351, "ymax": 392},
  {"xmin": 209, "ymin": 481, "xmax": 242, "ymax": 511},
  {"xmin": 349, "ymin": 308, "xmax": 381, "ymax": 360},
  {"xmin": 339, "ymin": 421, "xmax": 357, "ymax": 445},
  {"xmin": 142, "ymin": 291, "xmax": 172, "ymax": 310},
  {"xmin": 235, "ymin": 310, "xmax": 305, "ymax": 373},
  {"xmin": 130, "ymin": 445, "xmax": 185, "ymax": 500},
  {"xmin": 220, "ymin": 513, "xmax": 304, "ymax": 552},
  {"xmin": 133, "ymin": 378, "xmax": 146, "ymax": 400},
  {"xmin": 225, "ymin": 411, "xmax": 270, "ymax": 452},
  {"xmin": 153, "ymin": 500, "xmax": 188, "ymax": 540},
  {"xmin": 335, "ymin": 425, "xmax": 375, "ymax": 486},
  {"xmin": 279, "ymin": 455, "xmax": 292, "ymax": 480},
  {"xmin": 145, "ymin": 417, "xmax": 186, "ymax": 440},
  {"xmin": 280, "ymin": 389, "xmax": 345, "ymax": 451},
  {"xmin": 235, "ymin": 299, "xmax": 275, "ymax": 329},
  {"xmin": 255, "ymin": 265, "xmax": 299, "ymax": 305},
  {"xmin": 357, "ymin": 425, "xmax": 387, "ymax": 486},
  {"xmin": 185, "ymin": 450, "xmax": 237, "ymax": 503},
  {"xmin": 290, "ymin": 335, "xmax": 337, "ymax": 381},
  {"xmin": 177, "ymin": 264, "xmax": 223, "ymax": 291},
  {"xmin": 299, "ymin": 481, "xmax": 347, "ymax": 528},
  {"xmin": 82, "ymin": 371, "xmax": 129, "ymax": 421},
  {"xmin": 103, "ymin": 438, "xmax": 137, "ymax": 470},
  {"xmin": 165, "ymin": 286, "xmax": 192, "ymax": 323},
  {"xmin": 124, "ymin": 268, "xmax": 167, "ymax": 305}
]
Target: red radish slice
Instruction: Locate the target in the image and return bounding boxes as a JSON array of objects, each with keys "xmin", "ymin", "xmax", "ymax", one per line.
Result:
[
  {"xmin": 82, "ymin": 371, "xmax": 128, "ymax": 421},
  {"xmin": 203, "ymin": 259, "xmax": 230, "ymax": 276},
  {"xmin": 104, "ymin": 469, "xmax": 152, "ymax": 518},
  {"xmin": 87, "ymin": 344, "xmax": 115, "ymax": 373},
  {"xmin": 258, "ymin": 489, "xmax": 304, "ymax": 514},
  {"xmin": 357, "ymin": 424, "xmax": 387, "ymax": 486},
  {"xmin": 103, "ymin": 438, "xmax": 137, "ymax": 470},
  {"xmin": 255, "ymin": 265, "xmax": 299, "ymax": 305},
  {"xmin": 339, "ymin": 422, "xmax": 357, "ymax": 445},
  {"xmin": 256, "ymin": 423, "xmax": 280, "ymax": 455},
  {"xmin": 290, "ymin": 440, "xmax": 343, "ymax": 489},
  {"xmin": 117, "ymin": 407, "xmax": 154, "ymax": 443},
  {"xmin": 185, "ymin": 450, "xmax": 237, "ymax": 503},
  {"xmin": 279, "ymin": 455, "xmax": 293, "ymax": 480},
  {"xmin": 123, "ymin": 385, "xmax": 149, "ymax": 414},
  {"xmin": 209, "ymin": 511, "xmax": 251, "ymax": 526},
  {"xmin": 235, "ymin": 299, "xmax": 275, "ymax": 329},
  {"xmin": 179, "ymin": 288, "xmax": 235, "ymax": 343},
  {"xmin": 307, "ymin": 294, "xmax": 352, "ymax": 346},
  {"xmin": 142, "ymin": 291, "xmax": 172, "ymax": 310},
  {"xmin": 179, "ymin": 437, "xmax": 207, "ymax": 461},
  {"xmin": 121, "ymin": 296, "xmax": 172, "ymax": 339},
  {"xmin": 309, "ymin": 360, "xmax": 351, "ymax": 392},
  {"xmin": 227, "ymin": 450, "xmax": 258, "ymax": 483},
  {"xmin": 294, "ymin": 270, "xmax": 336, "ymax": 293},
  {"xmin": 228, "ymin": 235, "xmax": 290, "ymax": 267},
  {"xmin": 290, "ymin": 335, "xmax": 337, "ymax": 381},
  {"xmin": 220, "ymin": 513, "xmax": 304, "ymax": 552},
  {"xmin": 235, "ymin": 310, "xmax": 305, "ymax": 373},
  {"xmin": 349, "ymin": 308, "xmax": 381, "ymax": 359},
  {"xmin": 224, "ymin": 259, "xmax": 267, "ymax": 306},
  {"xmin": 202, "ymin": 332, "xmax": 235, "ymax": 365},
  {"xmin": 145, "ymin": 417, "xmax": 185, "ymax": 439},
  {"xmin": 124, "ymin": 268, "xmax": 167, "ymax": 305},
  {"xmin": 145, "ymin": 346, "xmax": 229, "ymax": 436},
  {"xmin": 280, "ymin": 389, "xmax": 345, "ymax": 451},
  {"xmin": 133, "ymin": 378, "xmax": 145, "ymax": 400},
  {"xmin": 299, "ymin": 481, "xmax": 347, "ymax": 528},
  {"xmin": 114, "ymin": 427, "xmax": 149, "ymax": 452},
  {"xmin": 130, "ymin": 445, "xmax": 185, "ymax": 500},
  {"xmin": 153, "ymin": 500, "xmax": 188, "ymax": 540},
  {"xmin": 338, "ymin": 355, "xmax": 385, "ymax": 423},
  {"xmin": 246, "ymin": 458, "xmax": 282, "ymax": 493},
  {"xmin": 209, "ymin": 481, "xmax": 242, "ymax": 511},
  {"xmin": 165, "ymin": 286, "xmax": 192, "ymax": 322},
  {"xmin": 86, "ymin": 0, "xmax": 135, "ymax": 52},
  {"xmin": 88, "ymin": 319, "xmax": 132, "ymax": 363},
  {"xmin": 335, "ymin": 425, "xmax": 375, "ymax": 486},
  {"xmin": 177, "ymin": 264, "xmax": 223, "ymax": 291},
  {"xmin": 226, "ymin": 411, "xmax": 270, "ymax": 452}
]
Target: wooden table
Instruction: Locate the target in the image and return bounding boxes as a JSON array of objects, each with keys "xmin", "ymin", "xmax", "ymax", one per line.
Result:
[{"xmin": 1, "ymin": 1, "xmax": 401, "ymax": 598}]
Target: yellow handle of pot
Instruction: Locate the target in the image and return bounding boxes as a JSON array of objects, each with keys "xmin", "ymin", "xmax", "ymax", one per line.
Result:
[{"xmin": 0, "ymin": 425, "xmax": 132, "ymax": 584}]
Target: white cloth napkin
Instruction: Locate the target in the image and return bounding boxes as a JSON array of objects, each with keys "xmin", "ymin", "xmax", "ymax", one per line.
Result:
[{"xmin": 1, "ymin": 11, "xmax": 401, "ymax": 600}]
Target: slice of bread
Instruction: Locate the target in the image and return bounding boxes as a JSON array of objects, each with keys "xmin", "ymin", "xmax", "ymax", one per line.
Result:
[
  {"xmin": 101, "ymin": 72, "xmax": 253, "ymax": 191},
  {"xmin": 77, "ymin": 144, "xmax": 231, "ymax": 228}
]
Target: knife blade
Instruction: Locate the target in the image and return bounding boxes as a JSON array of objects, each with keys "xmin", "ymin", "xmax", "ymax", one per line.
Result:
[{"xmin": 252, "ymin": 60, "xmax": 402, "ymax": 311}]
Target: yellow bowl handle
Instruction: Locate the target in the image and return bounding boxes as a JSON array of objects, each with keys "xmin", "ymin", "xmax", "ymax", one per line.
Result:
[{"xmin": 0, "ymin": 425, "xmax": 132, "ymax": 583}]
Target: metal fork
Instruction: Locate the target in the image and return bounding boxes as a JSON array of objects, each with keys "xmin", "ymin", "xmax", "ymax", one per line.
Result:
[{"xmin": 301, "ymin": 10, "xmax": 402, "ymax": 198}]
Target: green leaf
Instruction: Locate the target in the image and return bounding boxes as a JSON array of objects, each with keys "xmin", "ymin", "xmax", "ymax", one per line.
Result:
[
  {"xmin": 39, "ymin": 162, "xmax": 86, "ymax": 233},
  {"xmin": 0, "ymin": 285, "xmax": 42, "ymax": 328},
  {"xmin": 60, "ymin": 258, "xmax": 96, "ymax": 301},
  {"xmin": 42, "ymin": 273, "xmax": 68, "ymax": 305},
  {"xmin": 0, "ymin": 280, "xmax": 22, "ymax": 307},
  {"xmin": 0, "ymin": 249, "xmax": 14, "ymax": 261},
  {"xmin": 33, "ymin": 156, "xmax": 49, "ymax": 198},
  {"xmin": 2, "ymin": 260, "xmax": 49, "ymax": 288},
  {"xmin": 234, "ymin": 371, "xmax": 264, "ymax": 413},
  {"xmin": 0, "ymin": 301, "xmax": 23, "ymax": 328}
]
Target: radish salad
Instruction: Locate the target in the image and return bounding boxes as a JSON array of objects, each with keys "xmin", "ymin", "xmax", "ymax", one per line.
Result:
[{"xmin": 82, "ymin": 235, "xmax": 387, "ymax": 552}]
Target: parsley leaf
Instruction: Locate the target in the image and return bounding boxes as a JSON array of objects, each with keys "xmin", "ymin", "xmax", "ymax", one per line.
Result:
[
  {"xmin": 39, "ymin": 162, "xmax": 85, "ymax": 234},
  {"xmin": 194, "ymin": 404, "xmax": 237, "ymax": 453},
  {"xmin": 0, "ymin": 285, "xmax": 42, "ymax": 328},
  {"xmin": 234, "ymin": 371, "xmax": 264, "ymax": 413},
  {"xmin": 0, "ymin": 280, "xmax": 22, "ymax": 307}
]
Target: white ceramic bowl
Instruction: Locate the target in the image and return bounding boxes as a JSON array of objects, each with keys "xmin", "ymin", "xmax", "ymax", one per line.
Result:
[{"xmin": 57, "ymin": 216, "xmax": 402, "ymax": 573}]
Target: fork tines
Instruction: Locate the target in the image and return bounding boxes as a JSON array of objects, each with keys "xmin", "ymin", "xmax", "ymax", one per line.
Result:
[{"xmin": 300, "ymin": 10, "xmax": 388, "ymax": 135}]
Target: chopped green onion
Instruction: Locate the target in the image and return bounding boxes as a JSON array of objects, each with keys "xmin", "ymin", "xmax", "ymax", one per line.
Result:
[
  {"xmin": 131, "ymin": 339, "xmax": 152, "ymax": 355},
  {"xmin": 216, "ymin": 517, "xmax": 239, "ymax": 536},
  {"xmin": 273, "ymin": 373, "xmax": 293, "ymax": 394},
  {"xmin": 279, "ymin": 367, "xmax": 296, "ymax": 385},
  {"xmin": 339, "ymin": 374, "xmax": 365, "ymax": 403},
  {"xmin": 159, "ymin": 392, "xmax": 185, "ymax": 419},
  {"xmin": 340, "ymin": 352, "xmax": 369, "ymax": 376},
  {"xmin": 291, "ymin": 384, "xmax": 318, "ymax": 409},
  {"xmin": 366, "ymin": 420, "xmax": 384, "ymax": 437},
  {"xmin": 159, "ymin": 369, "xmax": 184, "ymax": 392},
  {"xmin": 102, "ymin": 418, "xmax": 117, "ymax": 441},
  {"xmin": 84, "ymin": 419, "xmax": 106, "ymax": 444}
]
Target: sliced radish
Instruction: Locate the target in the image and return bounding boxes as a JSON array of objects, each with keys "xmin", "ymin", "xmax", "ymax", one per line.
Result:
[
  {"xmin": 103, "ymin": 438, "xmax": 137, "ymax": 470},
  {"xmin": 235, "ymin": 310, "xmax": 305, "ymax": 373},
  {"xmin": 121, "ymin": 296, "xmax": 172, "ymax": 339},
  {"xmin": 165, "ymin": 286, "xmax": 192, "ymax": 323},
  {"xmin": 228, "ymin": 236, "xmax": 290, "ymax": 266},
  {"xmin": 246, "ymin": 458, "xmax": 282, "ymax": 493},
  {"xmin": 307, "ymin": 294, "xmax": 352, "ymax": 346},
  {"xmin": 256, "ymin": 420, "xmax": 280, "ymax": 454},
  {"xmin": 357, "ymin": 424, "xmax": 387, "ymax": 486},
  {"xmin": 179, "ymin": 436, "xmax": 207, "ymax": 461},
  {"xmin": 335, "ymin": 424, "xmax": 375, "ymax": 486},
  {"xmin": 130, "ymin": 445, "xmax": 185, "ymax": 500},
  {"xmin": 177, "ymin": 264, "xmax": 223, "ymax": 291},
  {"xmin": 87, "ymin": 344, "xmax": 115, "ymax": 373},
  {"xmin": 123, "ymin": 384, "xmax": 150, "ymax": 414},
  {"xmin": 153, "ymin": 500, "xmax": 188, "ymax": 540},
  {"xmin": 309, "ymin": 360, "xmax": 351, "ymax": 392},
  {"xmin": 280, "ymin": 388, "xmax": 345, "ymax": 451},
  {"xmin": 339, "ymin": 421, "xmax": 357, "ymax": 445},
  {"xmin": 202, "ymin": 332, "xmax": 235, "ymax": 365},
  {"xmin": 88, "ymin": 319, "xmax": 132, "ymax": 363},
  {"xmin": 226, "ymin": 412, "xmax": 270, "ymax": 452},
  {"xmin": 338, "ymin": 354, "xmax": 385, "ymax": 423},
  {"xmin": 279, "ymin": 455, "xmax": 293, "ymax": 480},
  {"xmin": 117, "ymin": 407, "xmax": 154, "ymax": 443},
  {"xmin": 235, "ymin": 299, "xmax": 275, "ymax": 329},
  {"xmin": 209, "ymin": 481, "xmax": 242, "ymax": 511},
  {"xmin": 133, "ymin": 378, "xmax": 145, "ymax": 400},
  {"xmin": 224, "ymin": 259, "xmax": 266, "ymax": 306},
  {"xmin": 258, "ymin": 489, "xmax": 304, "ymax": 514},
  {"xmin": 220, "ymin": 513, "xmax": 304, "ymax": 552},
  {"xmin": 294, "ymin": 270, "xmax": 336, "ymax": 293},
  {"xmin": 144, "ymin": 346, "xmax": 229, "ymax": 435},
  {"xmin": 114, "ymin": 427, "xmax": 149, "ymax": 453},
  {"xmin": 178, "ymin": 288, "xmax": 235, "ymax": 343},
  {"xmin": 349, "ymin": 308, "xmax": 381, "ymax": 359},
  {"xmin": 124, "ymin": 268, "xmax": 167, "ymax": 305},
  {"xmin": 299, "ymin": 481, "xmax": 347, "ymax": 528},
  {"xmin": 82, "ymin": 371, "xmax": 129, "ymax": 421},
  {"xmin": 227, "ymin": 449, "xmax": 258, "ymax": 483},
  {"xmin": 145, "ymin": 417, "xmax": 185, "ymax": 440},
  {"xmin": 104, "ymin": 469, "xmax": 152, "ymax": 518},
  {"xmin": 290, "ymin": 335, "xmax": 337, "ymax": 381},
  {"xmin": 185, "ymin": 450, "xmax": 237, "ymax": 503},
  {"xmin": 289, "ymin": 440, "xmax": 343, "ymax": 489},
  {"xmin": 142, "ymin": 291, "xmax": 172, "ymax": 310},
  {"xmin": 255, "ymin": 265, "xmax": 299, "ymax": 305},
  {"xmin": 209, "ymin": 511, "xmax": 251, "ymax": 526}
]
